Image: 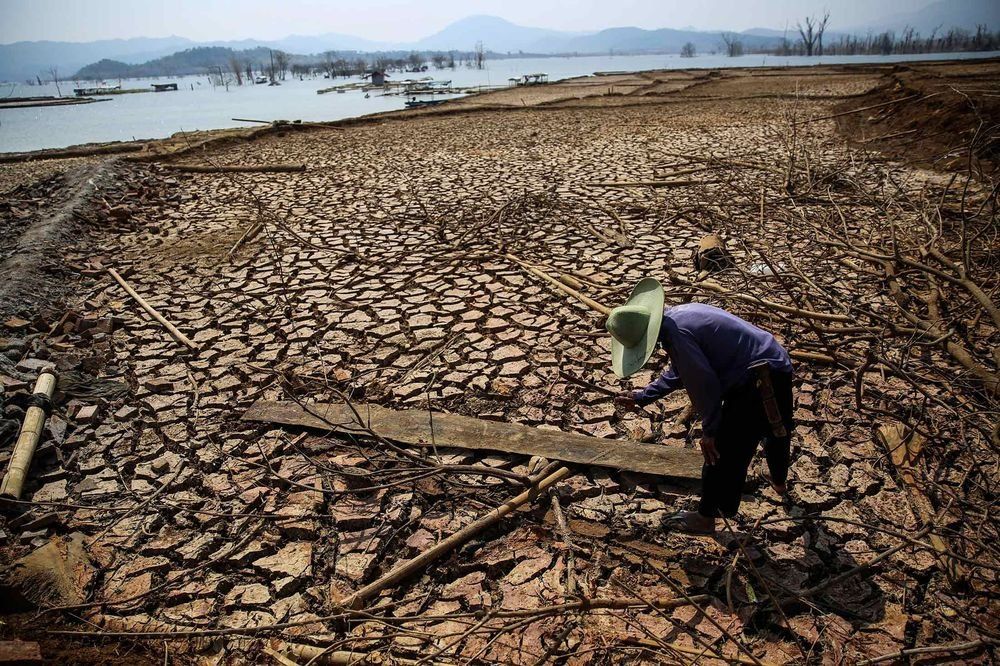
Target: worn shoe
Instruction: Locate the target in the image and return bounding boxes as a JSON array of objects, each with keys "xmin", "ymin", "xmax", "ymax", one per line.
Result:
[{"xmin": 662, "ymin": 510, "xmax": 716, "ymax": 535}]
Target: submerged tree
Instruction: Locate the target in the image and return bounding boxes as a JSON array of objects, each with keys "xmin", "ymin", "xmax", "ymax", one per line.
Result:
[
  {"xmin": 721, "ymin": 33, "xmax": 744, "ymax": 57},
  {"xmin": 474, "ymin": 41, "xmax": 486, "ymax": 69},
  {"xmin": 47, "ymin": 66, "xmax": 62, "ymax": 96},
  {"xmin": 407, "ymin": 51, "xmax": 426, "ymax": 70},
  {"xmin": 228, "ymin": 54, "xmax": 243, "ymax": 85},
  {"xmin": 273, "ymin": 50, "xmax": 290, "ymax": 80},
  {"xmin": 798, "ymin": 12, "xmax": 829, "ymax": 56},
  {"xmin": 680, "ymin": 42, "xmax": 696, "ymax": 58}
]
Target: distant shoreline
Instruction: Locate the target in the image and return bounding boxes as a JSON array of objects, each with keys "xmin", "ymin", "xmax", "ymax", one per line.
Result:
[{"xmin": 3, "ymin": 52, "xmax": 999, "ymax": 158}]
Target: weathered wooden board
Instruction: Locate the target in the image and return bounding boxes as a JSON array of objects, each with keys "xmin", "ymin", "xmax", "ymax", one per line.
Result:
[{"xmin": 242, "ymin": 400, "xmax": 702, "ymax": 480}]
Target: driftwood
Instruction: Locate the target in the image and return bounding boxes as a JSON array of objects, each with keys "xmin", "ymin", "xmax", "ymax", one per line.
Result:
[
  {"xmin": 0, "ymin": 369, "xmax": 58, "ymax": 500},
  {"xmin": 107, "ymin": 268, "xmax": 199, "ymax": 351},
  {"xmin": 241, "ymin": 400, "xmax": 703, "ymax": 479},
  {"xmin": 340, "ymin": 465, "xmax": 572, "ymax": 608},
  {"xmin": 164, "ymin": 163, "xmax": 306, "ymax": 174}
]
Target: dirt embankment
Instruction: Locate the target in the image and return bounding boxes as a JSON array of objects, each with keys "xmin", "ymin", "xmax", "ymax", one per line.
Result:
[{"xmin": 834, "ymin": 61, "xmax": 1000, "ymax": 174}]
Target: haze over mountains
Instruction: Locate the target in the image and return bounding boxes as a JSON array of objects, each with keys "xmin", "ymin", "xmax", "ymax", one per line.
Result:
[{"xmin": 1, "ymin": 0, "xmax": 997, "ymax": 82}]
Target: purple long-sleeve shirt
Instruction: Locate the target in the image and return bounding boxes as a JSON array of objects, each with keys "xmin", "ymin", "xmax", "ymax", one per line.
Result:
[{"xmin": 632, "ymin": 303, "xmax": 792, "ymax": 436}]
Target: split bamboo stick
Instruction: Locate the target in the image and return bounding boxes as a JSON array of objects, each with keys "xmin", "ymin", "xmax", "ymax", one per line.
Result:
[
  {"xmin": 505, "ymin": 255, "xmax": 611, "ymax": 316},
  {"xmin": 340, "ymin": 465, "xmax": 572, "ymax": 609},
  {"xmin": 586, "ymin": 179, "xmax": 722, "ymax": 188},
  {"xmin": 165, "ymin": 163, "xmax": 306, "ymax": 174},
  {"xmin": 228, "ymin": 221, "xmax": 265, "ymax": 258},
  {"xmin": 107, "ymin": 268, "xmax": 199, "ymax": 351},
  {"xmin": 0, "ymin": 369, "xmax": 58, "ymax": 500}
]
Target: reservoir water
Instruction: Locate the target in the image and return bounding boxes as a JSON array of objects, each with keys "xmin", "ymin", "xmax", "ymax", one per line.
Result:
[{"xmin": 2, "ymin": 50, "xmax": 998, "ymax": 153}]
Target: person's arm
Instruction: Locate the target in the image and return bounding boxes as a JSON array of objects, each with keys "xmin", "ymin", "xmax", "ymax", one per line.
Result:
[
  {"xmin": 632, "ymin": 365, "xmax": 684, "ymax": 406},
  {"xmin": 666, "ymin": 328, "xmax": 723, "ymax": 436}
]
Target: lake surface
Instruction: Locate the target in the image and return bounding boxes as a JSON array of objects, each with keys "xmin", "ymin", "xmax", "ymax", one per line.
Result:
[{"xmin": 2, "ymin": 51, "xmax": 998, "ymax": 154}]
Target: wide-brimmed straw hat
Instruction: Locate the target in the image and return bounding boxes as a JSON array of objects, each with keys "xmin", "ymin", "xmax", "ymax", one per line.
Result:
[{"xmin": 606, "ymin": 277, "xmax": 665, "ymax": 378}]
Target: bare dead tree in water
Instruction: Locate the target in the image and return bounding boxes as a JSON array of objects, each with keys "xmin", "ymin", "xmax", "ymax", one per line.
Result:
[
  {"xmin": 798, "ymin": 13, "xmax": 830, "ymax": 56},
  {"xmin": 816, "ymin": 11, "xmax": 831, "ymax": 56},
  {"xmin": 47, "ymin": 66, "xmax": 62, "ymax": 97},
  {"xmin": 680, "ymin": 42, "xmax": 696, "ymax": 58},
  {"xmin": 474, "ymin": 41, "xmax": 486, "ymax": 69},
  {"xmin": 273, "ymin": 50, "xmax": 290, "ymax": 81},
  {"xmin": 228, "ymin": 55, "xmax": 244, "ymax": 85},
  {"xmin": 721, "ymin": 33, "xmax": 744, "ymax": 57}
]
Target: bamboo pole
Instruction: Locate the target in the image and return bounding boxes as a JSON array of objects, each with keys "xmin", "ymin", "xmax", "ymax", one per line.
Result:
[
  {"xmin": 586, "ymin": 179, "xmax": 722, "ymax": 188},
  {"xmin": 228, "ymin": 221, "xmax": 265, "ymax": 258},
  {"xmin": 0, "ymin": 369, "xmax": 58, "ymax": 500},
  {"xmin": 505, "ymin": 254, "xmax": 611, "ymax": 316},
  {"xmin": 165, "ymin": 163, "xmax": 306, "ymax": 173},
  {"xmin": 107, "ymin": 268, "xmax": 199, "ymax": 351},
  {"xmin": 272, "ymin": 643, "xmax": 425, "ymax": 665},
  {"xmin": 340, "ymin": 465, "xmax": 572, "ymax": 609}
]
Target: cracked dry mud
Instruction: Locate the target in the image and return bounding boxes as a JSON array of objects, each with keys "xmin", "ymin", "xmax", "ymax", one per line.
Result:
[{"xmin": 1, "ymin": 59, "xmax": 998, "ymax": 665}]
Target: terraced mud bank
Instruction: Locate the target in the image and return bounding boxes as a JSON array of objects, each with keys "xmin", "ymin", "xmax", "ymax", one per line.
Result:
[{"xmin": 1, "ymin": 59, "xmax": 998, "ymax": 665}]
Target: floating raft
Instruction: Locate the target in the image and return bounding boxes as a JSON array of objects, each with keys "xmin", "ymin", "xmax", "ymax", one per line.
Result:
[
  {"xmin": 0, "ymin": 96, "xmax": 110, "ymax": 109},
  {"xmin": 243, "ymin": 400, "xmax": 703, "ymax": 480}
]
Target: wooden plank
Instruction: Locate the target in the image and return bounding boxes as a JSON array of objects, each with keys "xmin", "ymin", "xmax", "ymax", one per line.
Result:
[
  {"xmin": 242, "ymin": 400, "xmax": 702, "ymax": 480},
  {"xmin": 0, "ymin": 640, "xmax": 42, "ymax": 664}
]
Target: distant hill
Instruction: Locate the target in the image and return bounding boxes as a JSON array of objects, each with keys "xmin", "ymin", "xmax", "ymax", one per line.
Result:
[
  {"xmin": 0, "ymin": 34, "xmax": 382, "ymax": 82},
  {"xmin": 556, "ymin": 27, "xmax": 782, "ymax": 54},
  {"xmin": 0, "ymin": 36, "xmax": 194, "ymax": 81},
  {"xmin": 849, "ymin": 0, "xmax": 1000, "ymax": 34},
  {"xmin": 413, "ymin": 15, "xmax": 585, "ymax": 52},
  {"xmin": 2, "ymin": 1, "xmax": 998, "ymax": 82},
  {"xmin": 74, "ymin": 46, "xmax": 275, "ymax": 79}
]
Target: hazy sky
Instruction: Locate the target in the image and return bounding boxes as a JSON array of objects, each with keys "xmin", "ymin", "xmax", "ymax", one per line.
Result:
[{"xmin": 1, "ymin": 0, "xmax": 932, "ymax": 43}]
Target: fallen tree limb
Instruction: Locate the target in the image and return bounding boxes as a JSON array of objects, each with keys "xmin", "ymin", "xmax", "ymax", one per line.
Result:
[
  {"xmin": 883, "ymin": 262, "xmax": 999, "ymax": 393},
  {"xmin": 667, "ymin": 270, "xmax": 852, "ymax": 322},
  {"xmin": 878, "ymin": 423, "xmax": 965, "ymax": 586},
  {"xmin": 340, "ymin": 465, "xmax": 572, "ymax": 609},
  {"xmin": 107, "ymin": 268, "xmax": 199, "ymax": 351},
  {"xmin": 798, "ymin": 92, "xmax": 940, "ymax": 124}
]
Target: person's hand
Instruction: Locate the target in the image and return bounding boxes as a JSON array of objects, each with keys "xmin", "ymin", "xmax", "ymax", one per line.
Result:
[
  {"xmin": 700, "ymin": 435, "xmax": 719, "ymax": 465},
  {"xmin": 614, "ymin": 392, "xmax": 641, "ymax": 412}
]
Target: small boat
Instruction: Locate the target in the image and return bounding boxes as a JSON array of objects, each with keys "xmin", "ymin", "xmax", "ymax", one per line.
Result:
[{"xmin": 405, "ymin": 98, "xmax": 446, "ymax": 108}]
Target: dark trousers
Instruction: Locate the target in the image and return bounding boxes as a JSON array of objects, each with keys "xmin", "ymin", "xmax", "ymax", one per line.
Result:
[{"xmin": 699, "ymin": 371, "xmax": 793, "ymax": 518}]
